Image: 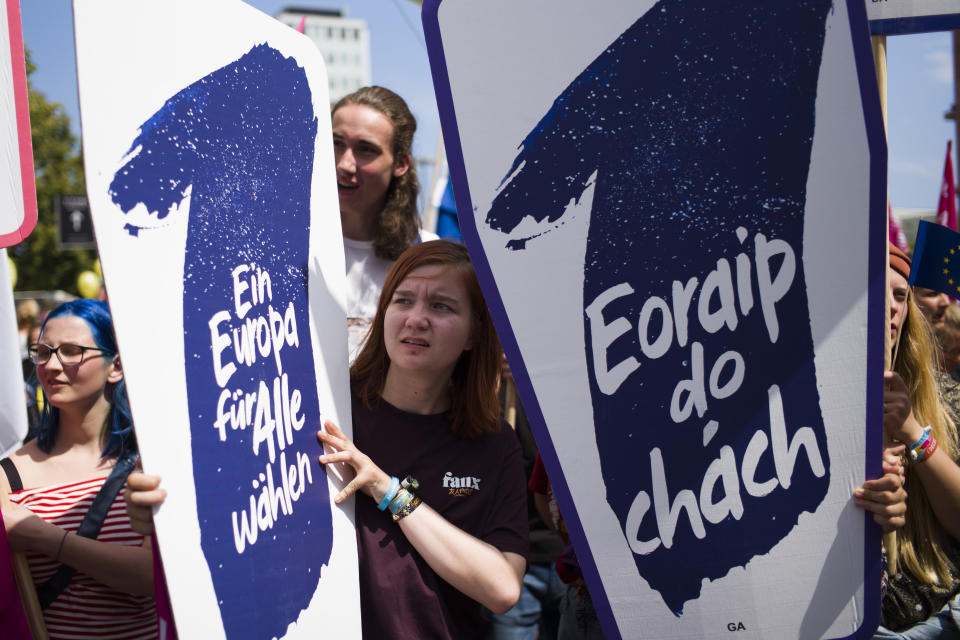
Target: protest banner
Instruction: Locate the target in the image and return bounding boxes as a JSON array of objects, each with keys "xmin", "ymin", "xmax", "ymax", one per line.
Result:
[
  {"xmin": 867, "ymin": 0, "xmax": 960, "ymax": 34},
  {"xmin": 0, "ymin": 0, "xmax": 36, "ymax": 248},
  {"xmin": 0, "ymin": 250, "xmax": 27, "ymax": 457},
  {"xmin": 424, "ymin": 1, "xmax": 886, "ymax": 638},
  {"xmin": 73, "ymin": 1, "xmax": 359, "ymax": 638}
]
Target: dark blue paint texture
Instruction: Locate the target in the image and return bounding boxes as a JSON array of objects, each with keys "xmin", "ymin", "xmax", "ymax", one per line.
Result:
[
  {"xmin": 108, "ymin": 44, "xmax": 331, "ymax": 638},
  {"xmin": 486, "ymin": 2, "xmax": 832, "ymax": 613}
]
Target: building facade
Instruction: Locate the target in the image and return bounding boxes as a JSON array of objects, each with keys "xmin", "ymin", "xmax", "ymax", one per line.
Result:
[{"xmin": 275, "ymin": 7, "xmax": 371, "ymax": 102}]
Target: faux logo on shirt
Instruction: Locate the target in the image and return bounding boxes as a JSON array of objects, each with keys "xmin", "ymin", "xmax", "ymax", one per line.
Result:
[{"xmin": 442, "ymin": 472, "xmax": 481, "ymax": 496}]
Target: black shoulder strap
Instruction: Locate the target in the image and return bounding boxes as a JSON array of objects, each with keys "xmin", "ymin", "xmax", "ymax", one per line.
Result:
[
  {"xmin": 1, "ymin": 457, "xmax": 23, "ymax": 492},
  {"xmin": 36, "ymin": 450, "xmax": 140, "ymax": 609}
]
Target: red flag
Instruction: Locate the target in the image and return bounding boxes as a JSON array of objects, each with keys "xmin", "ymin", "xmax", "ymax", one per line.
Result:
[
  {"xmin": 0, "ymin": 510, "xmax": 33, "ymax": 639},
  {"xmin": 296, "ymin": 16, "xmax": 306, "ymax": 34},
  {"xmin": 935, "ymin": 140, "xmax": 957, "ymax": 231},
  {"xmin": 888, "ymin": 202, "xmax": 908, "ymax": 251}
]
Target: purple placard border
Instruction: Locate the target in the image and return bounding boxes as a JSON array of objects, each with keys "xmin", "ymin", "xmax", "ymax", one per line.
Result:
[
  {"xmin": 422, "ymin": 1, "xmax": 887, "ymax": 637},
  {"xmin": 848, "ymin": 0, "xmax": 889, "ymax": 635},
  {"xmin": 869, "ymin": 12, "xmax": 960, "ymax": 35}
]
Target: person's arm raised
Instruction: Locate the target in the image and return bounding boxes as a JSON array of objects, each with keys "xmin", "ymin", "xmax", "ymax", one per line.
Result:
[
  {"xmin": 317, "ymin": 420, "xmax": 524, "ymax": 613},
  {"xmin": 884, "ymin": 370, "xmax": 960, "ymax": 540}
]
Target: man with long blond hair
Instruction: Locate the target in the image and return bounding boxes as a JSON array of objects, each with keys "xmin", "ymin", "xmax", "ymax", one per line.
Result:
[{"xmin": 331, "ymin": 86, "xmax": 438, "ymax": 358}]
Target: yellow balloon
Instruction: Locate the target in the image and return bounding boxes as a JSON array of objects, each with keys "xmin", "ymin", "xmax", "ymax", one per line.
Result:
[
  {"xmin": 93, "ymin": 258, "xmax": 102, "ymax": 279},
  {"xmin": 7, "ymin": 257, "xmax": 16, "ymax": 289},
  {"xmin": 77, "ymin": 270, "xmax": 103, "ymax": 299}
]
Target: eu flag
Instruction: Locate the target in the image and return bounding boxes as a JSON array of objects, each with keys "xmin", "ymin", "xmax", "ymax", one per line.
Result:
[{"xmin": 910, "ymin": 219, "xmax": 960, "ymax": 295}]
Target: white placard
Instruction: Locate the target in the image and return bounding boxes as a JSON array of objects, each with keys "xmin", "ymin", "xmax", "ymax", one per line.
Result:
[
  {"xmin": 425, "ymin": 1, "xmax": 886, "ymax": 638},
  {"xmin": 74, "ymin": 1, "xmax": 359, "ymax": 637}
]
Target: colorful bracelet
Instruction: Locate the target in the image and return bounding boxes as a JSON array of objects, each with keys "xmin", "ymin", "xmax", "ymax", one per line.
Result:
[
  {"xmin": 377, "ymin": 476, "xmax": 400, "ymax": 511},
  {"xmin": 392, "ymin": 494, "xmax": 422, "ymax": 522},
  {"xmin": 914, "ymin": 435, "xmax": 938, "ymax": 464},
  {"xmin": 385, "ymin": 476, "xmax": 419, "ymax": 511},
  {"xmin": 907, "ymin": 426, "xmax": 935, "ymax": 464},
  {"xmin": 388, "ymin": 488, "xmax": 415, "ymax": 513},
  {"xmin": 388, "ymin": 476, "xmax": 422, "ymax": 521},
  {"xmin": 923, "ymin": 437, "xmax": 939, "ymax": 463}
]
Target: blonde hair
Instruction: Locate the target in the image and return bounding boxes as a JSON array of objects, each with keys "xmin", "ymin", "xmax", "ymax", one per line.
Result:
[{"xmin": 895, "ymin": 292, "xmax": 960, "ymax": 584}]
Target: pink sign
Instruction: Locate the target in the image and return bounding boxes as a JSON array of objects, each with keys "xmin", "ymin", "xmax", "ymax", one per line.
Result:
[{"xmin": 0, "ymin": 0, "xmax": 36, "ymax": 248}]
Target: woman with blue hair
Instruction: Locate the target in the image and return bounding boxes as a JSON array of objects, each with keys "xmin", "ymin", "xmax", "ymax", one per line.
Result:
[{"xmin": 1, "ymin": 299, "xmax": 156, "ymax": 639}]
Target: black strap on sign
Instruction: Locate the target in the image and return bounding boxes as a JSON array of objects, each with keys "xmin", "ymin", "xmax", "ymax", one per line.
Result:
[{"xmin": 35, "ymin": 449, "xmax": 139, "ymax": 609}]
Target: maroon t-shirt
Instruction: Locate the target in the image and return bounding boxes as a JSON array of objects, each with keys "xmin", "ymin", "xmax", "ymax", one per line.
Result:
[{"xmin": 353, "ymin": 395, "xmax": 529, "ymax": 639}]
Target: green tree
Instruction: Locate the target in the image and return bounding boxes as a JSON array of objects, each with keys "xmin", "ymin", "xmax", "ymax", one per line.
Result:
[{"xmin": 8, "ymin": 51, "xmax": 97, "ymax": 294}]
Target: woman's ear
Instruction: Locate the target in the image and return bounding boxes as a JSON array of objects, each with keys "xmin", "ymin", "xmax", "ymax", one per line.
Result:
[
  {"xmin": 106, "ymin": 355, "xmax": 124, "ymax": 384},
  {"xmin": 393, "ymin": 152, "xmax": 411, "ymax": 178}
]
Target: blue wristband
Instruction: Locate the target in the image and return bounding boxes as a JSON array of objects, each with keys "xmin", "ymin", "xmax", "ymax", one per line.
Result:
[
  {"xmin": 377, "ymin": 476, "xmax": 400, "ymax": 511},
  {"xmin": 907, "ymin": 427, "xmax": 933, "ymax": 464},
  {"xmin": 908, "ymin": 427, "xmax": 931, "ymax": 451}
]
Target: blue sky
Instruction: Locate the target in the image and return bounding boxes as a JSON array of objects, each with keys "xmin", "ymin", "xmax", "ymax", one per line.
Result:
[
  {"xmin": 18, "ymin": 2, "xmax": 958, "ymax": 212},
  {"xmin": 886, "ymin": 30, "xmax": 956, "ymax": 211},
  {"xmin": 20, "ymin": 0, "xmax": 443, "ymax": 203}
]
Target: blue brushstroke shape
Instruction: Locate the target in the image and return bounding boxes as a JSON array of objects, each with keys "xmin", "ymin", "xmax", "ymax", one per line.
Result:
[
  {"xmin": 109, "ymin": 44, "xmax": 332, "ymax": 638},
  {"xmin": 486, "ymin": 1, "xmax": 832, "ymax": 613}
]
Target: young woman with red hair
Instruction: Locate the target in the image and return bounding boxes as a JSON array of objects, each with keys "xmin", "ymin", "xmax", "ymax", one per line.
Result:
[
  {"xmin": 127, "ymin": 240, "xmax": 527, "ymax": 639},
  {"xmin": 318, "ymin": 239, "xmax": 527, "ymax": 638}
]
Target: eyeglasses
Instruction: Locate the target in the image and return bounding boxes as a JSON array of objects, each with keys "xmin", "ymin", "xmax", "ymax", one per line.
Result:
[{"xmin": 30, "ymin": 343, "xmax": 112, "ymax": 367}]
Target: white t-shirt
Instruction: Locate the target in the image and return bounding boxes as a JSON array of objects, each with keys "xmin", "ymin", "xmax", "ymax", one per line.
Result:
[{"xmin": 344, "ymin": 229, "xmax": 438, "ymax": 359}]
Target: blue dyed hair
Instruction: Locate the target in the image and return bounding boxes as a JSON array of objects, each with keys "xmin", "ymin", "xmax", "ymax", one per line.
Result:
[{"xmin": 35, "ymin": 299, "xmax": 136, "ymax": 457}]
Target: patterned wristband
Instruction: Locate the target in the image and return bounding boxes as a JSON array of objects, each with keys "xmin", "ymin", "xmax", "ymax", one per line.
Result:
[
  {"xmin": 915, "ymin": 436, "xmax": 938, "ymax": 464},
  {"xmin": 392, "ymin": 494, "xmax": 422, "ymax": 522},
  {"xmin": 907, "ymin": 427, "xmax": 934, "ymax": 464},
  {"xmin": 388, "ymin": 488, "xmax": 414, "ymax": 514}
]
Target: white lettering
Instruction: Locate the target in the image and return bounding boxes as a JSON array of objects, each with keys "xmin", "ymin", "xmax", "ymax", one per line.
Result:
[
  {"xmin": 651, "ymin": 447, "xmax": 706, "ymax": 549},
  {"xmin": 697, "ymin": 258, "xmax": 738, "ymax": 334},
  {"xmin": 638, "ymin": 296, "xmax": 672, "ymax": 359},
  {"xmin": 231, "ymin": 452, "xmax": 313, "ymax": 554},
  {"xmin": 768, "ymin": 384, "xmax": 826, "ymax": 489},
  {"xmin": 670, "ymin": 342, "xmax": 707, "ymax": 423},
  {"xmin": 625, "ymin": 385, "xmax": 826, "ymax": 557},
  {"xmin": 625, "ymin": 490, "xmax": 661, "ymax": 555},
  {"xmin": 671, "ymin": 276, "xmax": 699, "ymax": 348},
  {"xmin": 209, "ymin": 310, "xmax": 236, "ymax": 388},
  {"xmin": 754, "ymin": 233, "xmax": 796, "ymax": 343},
  {"xmin": 232, "ymin": 264, "xmax": 252, "ymax": 319},
  {"xmin": 586, "ymin": 283, "xmax": 640, "ymax": 395}
]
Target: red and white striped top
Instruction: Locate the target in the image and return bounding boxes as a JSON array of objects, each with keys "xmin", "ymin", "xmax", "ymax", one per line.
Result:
[{"xmin": 10, "ymin": 476, "xmax": 158, "ymax": 640}]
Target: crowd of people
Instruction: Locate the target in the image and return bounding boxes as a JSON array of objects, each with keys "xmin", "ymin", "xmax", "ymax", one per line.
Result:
[{"xmin": 2, "ymin": 84, "xmax": 960, "ymax": 640}]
